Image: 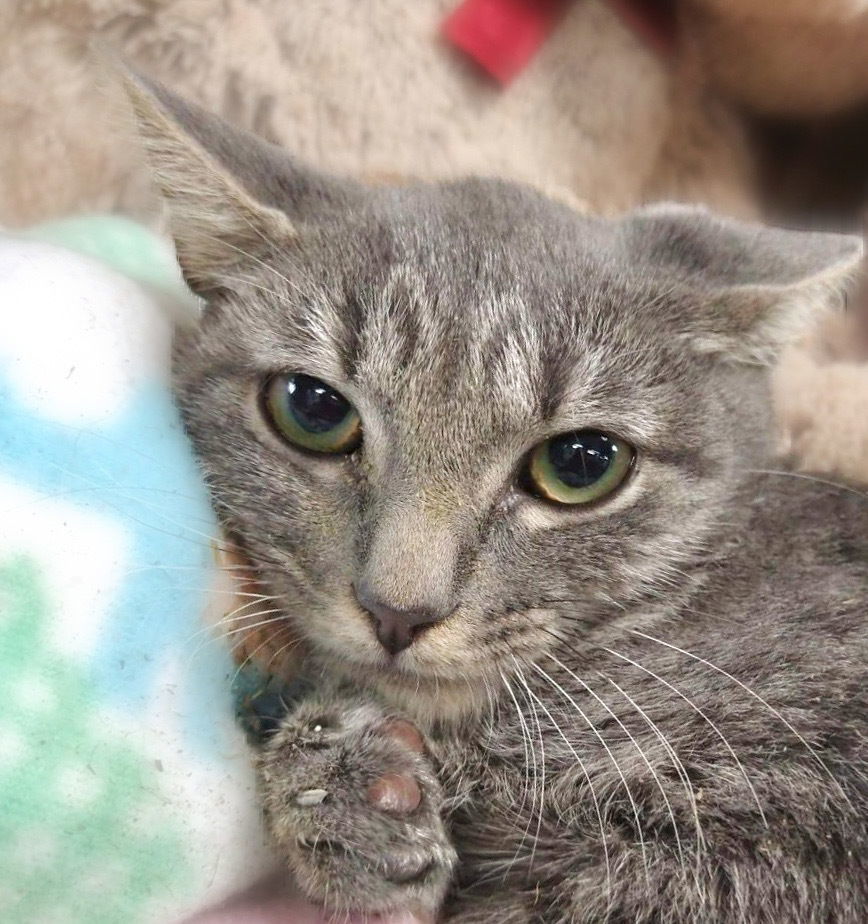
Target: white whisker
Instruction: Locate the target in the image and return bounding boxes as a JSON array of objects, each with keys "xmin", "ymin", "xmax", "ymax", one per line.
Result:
[
  {"xmin": 215, "ymin": 611, "xmax": 284, "ymax": 642},
  {"xmin": 632, "ymin": 629, "xmax": 852, "ymax": 807},
  {"xmin": 512, "ymin": 659, "xmax": 547, "ymax": 873},
  {"xmin": 499, "ymin": 669, "xmax": 537, "ymax": 879},
  {"xmin": 546, "ymin": 653, "xmax": 686, "ymax": 873},
  {"xmin": 598, "ymin": 669, "xmax": 707, "ymax": 884},
  {"xmin": 748, "ymin": 469, "xmax": 868, "ymax": 503},
  {"xmin": 518, "ymin": 663, "xmax": 613, "ymax": 907},
  {"xmin": 603, "ymin": 645, "xmax": 768, "ymax": 826},
  {"xmin": 264, "ymin": 637, "xmax": 302, "ymax": 677},
  {"xmin": 533, "ymin": 658, "xmax": 650, "ymax": 881}
]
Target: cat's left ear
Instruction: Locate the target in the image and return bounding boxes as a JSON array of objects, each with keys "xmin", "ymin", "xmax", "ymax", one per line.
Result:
[
  {"xmin": 119, "ymin": 68, "xmax": 354, "ymax": 296},
  {"xmin": 623, "ymin": 204, "xmax": 864, "ymax": 364}
]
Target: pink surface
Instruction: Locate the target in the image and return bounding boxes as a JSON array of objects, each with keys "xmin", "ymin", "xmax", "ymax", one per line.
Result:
[{"xmin": 185, "ymin": 873, "xmax": 432, "ymax": 924}]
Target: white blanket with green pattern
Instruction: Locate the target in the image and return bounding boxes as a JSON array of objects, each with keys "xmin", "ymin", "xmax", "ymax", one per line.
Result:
[{"xmin": 0, "ymin": 229, "xmax": 275, "ymax": 923}]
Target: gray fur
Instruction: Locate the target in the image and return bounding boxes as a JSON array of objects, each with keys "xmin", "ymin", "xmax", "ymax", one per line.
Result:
[{"xmin": 126, "ymin": 74, "xmax": 868, "ymax": 923}]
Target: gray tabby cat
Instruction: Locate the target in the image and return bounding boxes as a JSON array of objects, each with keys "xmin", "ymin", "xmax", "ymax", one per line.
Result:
[{"xmin": 124, "ymin": 73, "xmax": 868, "ymax": 923}]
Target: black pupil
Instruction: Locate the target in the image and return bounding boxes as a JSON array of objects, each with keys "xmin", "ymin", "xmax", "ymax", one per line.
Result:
[
  {"xmin": 286, "ymin": 374, "xmax": 350, "ymax": 433},
  {"xmin": 548, "ymin": 431, "xmax": 616, "ymax": 487}
]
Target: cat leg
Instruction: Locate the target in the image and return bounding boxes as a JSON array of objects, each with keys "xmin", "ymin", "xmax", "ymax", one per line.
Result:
[{"xmin": 257, "ymin": 690, "xmax": 457, "ymax": 919}]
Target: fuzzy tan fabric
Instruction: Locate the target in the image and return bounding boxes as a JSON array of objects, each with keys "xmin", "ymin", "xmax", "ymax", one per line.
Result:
[
  {"xmin": 774, "ymin": 307, "xmax": 868, "ymax": 487},
  {"xmin": 0, "ymin": 0, "xmax": 756, "ymax": 229},
  {"xmin": 683, "ymin": 0, "xmax": 868, "ymax": 116}
]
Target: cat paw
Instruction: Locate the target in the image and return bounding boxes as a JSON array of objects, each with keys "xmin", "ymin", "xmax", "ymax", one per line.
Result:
[{"xmin": 257, "ymin": 697, "xmax": 457, "ymax": 917}]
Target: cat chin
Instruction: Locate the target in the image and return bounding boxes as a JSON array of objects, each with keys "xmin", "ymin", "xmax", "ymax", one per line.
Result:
[{"xmin": 328, "ymin": 654, "xmax": 490, "ymax": 725}]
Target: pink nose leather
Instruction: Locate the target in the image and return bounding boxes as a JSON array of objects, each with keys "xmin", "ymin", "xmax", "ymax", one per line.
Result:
[{"xmin": 354, "ymin": 587, "xmax": 441, "ymax": 655}]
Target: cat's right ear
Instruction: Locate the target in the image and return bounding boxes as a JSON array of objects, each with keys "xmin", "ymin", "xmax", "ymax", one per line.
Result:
[
  {"xmin": 622, "ymin": 204, "xmax": 863, "ymax": 365},
  {"xmin": 119, "ymin": 69, "xmax": 351, "ymax": 296}
]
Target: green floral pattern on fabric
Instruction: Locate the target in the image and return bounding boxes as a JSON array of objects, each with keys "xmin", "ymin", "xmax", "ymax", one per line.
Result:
[{"xmin": 0, "ymin": 556, "xmax": 192, "ymax": 924}]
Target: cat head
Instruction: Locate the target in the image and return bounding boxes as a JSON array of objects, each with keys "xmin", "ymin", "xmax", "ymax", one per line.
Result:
[{"xmin": 124, "ymin": 73, "xmax": 862, "ymax": 716}]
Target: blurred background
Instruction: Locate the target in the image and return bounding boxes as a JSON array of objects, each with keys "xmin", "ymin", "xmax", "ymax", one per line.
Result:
[{"xmin": 5, "ymin": 0, "xmax": 868, "ymax": 232}]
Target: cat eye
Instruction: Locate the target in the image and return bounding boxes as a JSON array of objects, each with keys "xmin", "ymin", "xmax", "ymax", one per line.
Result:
[
  {"xmin": 263, "ymin": 373, "xmax": 362, "ymax": 454},
  {"xmin": 523, "ymin": 430, "xmax": 635, "ymax": 505}
]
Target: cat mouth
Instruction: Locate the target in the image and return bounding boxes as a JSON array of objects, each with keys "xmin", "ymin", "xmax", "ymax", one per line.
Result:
[
  {"xmin": 337, "ymin": 644, "xmax": 481, "ymax": 698},
  {"xmin": 214, "ymin": 537, "xmax": 471, "ymax": 690}
]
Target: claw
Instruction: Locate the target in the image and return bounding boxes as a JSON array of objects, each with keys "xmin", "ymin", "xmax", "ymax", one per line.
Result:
[{"xmin": 296, "ymin": 788, "xmax": 328, "ymax": 806}]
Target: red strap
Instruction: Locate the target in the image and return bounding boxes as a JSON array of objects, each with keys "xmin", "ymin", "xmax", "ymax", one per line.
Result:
[{"xmin": 443, "ymin": 0, "xmax": 574, "ymax": 84}]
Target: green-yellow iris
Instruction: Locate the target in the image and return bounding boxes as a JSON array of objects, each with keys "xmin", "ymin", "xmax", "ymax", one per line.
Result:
[
  {"xmin": 526, "ymin": 430, "xmax": 634, "ymax": 505},
  {"xmin": 264, "ymin": 373, "xmax": 362, "ymax": 454}
]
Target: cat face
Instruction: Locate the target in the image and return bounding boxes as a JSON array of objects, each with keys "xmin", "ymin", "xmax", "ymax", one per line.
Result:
[{"xmin": 125, "ymin": 73, "xmax": 862, "ymax": 711}]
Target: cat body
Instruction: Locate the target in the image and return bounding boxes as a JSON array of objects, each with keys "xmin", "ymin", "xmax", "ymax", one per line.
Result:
[
  {"xmin": 256, "ymin": 475, "xmax": 868, "ymax": 923},
  {"xmin": 439, "ymin": 475, "xmax": 868, "ymax": 922},
  {"xmin": 124, "ymin": 74, "xmax": 868, "ymax": 922}
]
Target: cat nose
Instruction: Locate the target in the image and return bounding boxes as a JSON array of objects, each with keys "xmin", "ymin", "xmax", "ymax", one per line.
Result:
[{"xmin": 354, "ymin": 586, "xmax": 441, "ymax": 656}]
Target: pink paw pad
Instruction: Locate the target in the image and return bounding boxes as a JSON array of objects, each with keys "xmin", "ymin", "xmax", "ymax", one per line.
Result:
[{"xmin": 365, "ymin": 719, "xmax": 427, "ymax": 815}]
